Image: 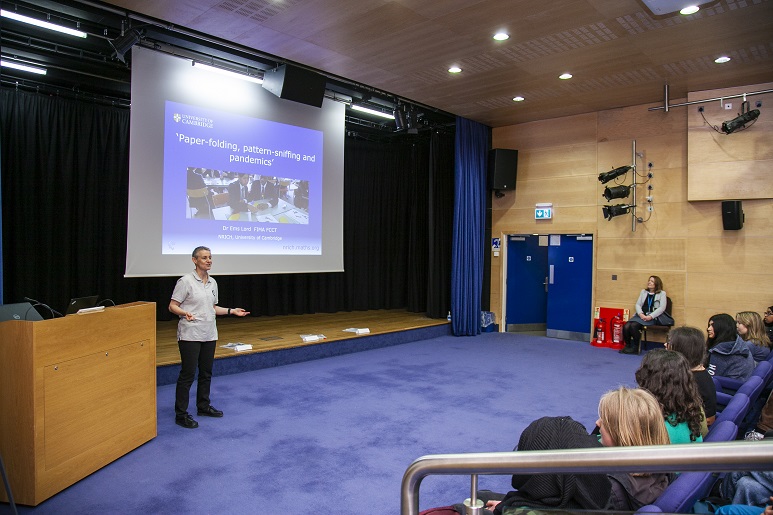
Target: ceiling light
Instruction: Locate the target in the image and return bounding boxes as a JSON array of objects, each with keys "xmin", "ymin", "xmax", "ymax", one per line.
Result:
[
  {"xmin": 0, "ymin": 9, "xmax": 87, "ymax": 38},
  {"xmin": 714, "ymin": 56, "xmax": 731, "ymax": 64},
  {"xmin": 603, "ymin": 185, "xmax": 631, "ymax": 201},
  {"xmin": 512, "ymin": 96, "xmax": 525, "ymax": 102},
  {"xmin": 448, "ymin": 66, "xmax": 462, "ymax": 74},
  {"xmin": 602, "ymin": 204, "xmax": 631, "ymax": 221},
  {"xmin": 493, "ymin": 32, "xmax": 510, "ymax": 41},
  {"xmin": 1, "ymin": 58, "xmax": 47, "ymax": 75},
  {"xmin": 559, "ymin": 73, "xmax": 572, "ymax": 80},
  {"xmin": 679, "ymin": 5, "xmax": 700, "ymax": 15},
  {"xmin": 192, "ymin": 62, "xmax": 263, "ymax": 84},
  {"xmin": 598, "ymin": 165, "xmax": 632, "ymax": 184},
  {"xmin": 350, "ymin": 104, "xmax": 395, "ymax": 120}
]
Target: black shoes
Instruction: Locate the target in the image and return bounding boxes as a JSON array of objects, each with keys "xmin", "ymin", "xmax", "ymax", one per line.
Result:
[
  {"xmin": 197, "ymin": 405, "xmax": 224, "ymax": 417},
  {"xmin": 619, "ymin": 345, "xmax": 638, "ymax": 355},
  {"xmin": 175, "ymin": 414, "xmax": 199, "ymax": 429}
]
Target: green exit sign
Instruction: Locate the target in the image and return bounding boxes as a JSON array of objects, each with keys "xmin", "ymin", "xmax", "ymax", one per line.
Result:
[{"xmin": 535, "ymin": 208, "xmax": 552, "ymax": 219}]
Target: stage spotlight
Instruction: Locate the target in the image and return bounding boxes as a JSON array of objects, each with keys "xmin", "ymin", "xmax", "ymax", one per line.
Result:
[
  {"xmin": 721, "ymin": 109, "xmax": 760, "ymax": 134},
  {"xmin": 603, "ymin": 185, "xmax": 631, "ymax": 201},
  {"xmin": 598, "ymin": 165, "xmax": 632, "ymax": 184},
  {"xmin": 602, "ymin": 204, "xmax": 631, "ymax": 221},
  {"xmin": 109, "ymin": 28, "xmax": 142, "ymax": 63}
]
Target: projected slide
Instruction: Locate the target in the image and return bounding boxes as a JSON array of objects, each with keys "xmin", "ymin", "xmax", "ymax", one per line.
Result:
[
  {"xmin": 125, "ymin": 47, "xmax": 344, "ymax": 277},
  {"xmin": 163, "ymin": 101, "xmax": 322, "ymax": 255}
]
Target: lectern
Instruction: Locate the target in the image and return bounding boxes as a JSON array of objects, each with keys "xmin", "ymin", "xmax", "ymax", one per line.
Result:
[{"xmin": 0, "ymin": 301, "xmax": 157, "ymax": 506}]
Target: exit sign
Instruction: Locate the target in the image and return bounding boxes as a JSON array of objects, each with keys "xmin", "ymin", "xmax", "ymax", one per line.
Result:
[{"xmin": 535, "ymin": 207, "xmax": 552, "ymax": 219}]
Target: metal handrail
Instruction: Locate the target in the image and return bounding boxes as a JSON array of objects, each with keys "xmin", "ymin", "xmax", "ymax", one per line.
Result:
[{"xmin": 401, "ymin": 441, "xmax": 773, "ymax": 515}]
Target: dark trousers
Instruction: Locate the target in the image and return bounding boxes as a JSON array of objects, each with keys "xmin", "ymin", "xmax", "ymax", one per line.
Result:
[
  {"xmin": 175, "ymin": 340, "xmax": 216, "ymax": 417},
  {"xmin": 623, "ymin": 320, "xmax": 644, "ymax": 348}
]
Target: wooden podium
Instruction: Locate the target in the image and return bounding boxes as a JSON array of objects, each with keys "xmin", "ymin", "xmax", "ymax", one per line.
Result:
[{"xmin": 0, "ymin": 301, "xmax": 157, "ymax": 506}]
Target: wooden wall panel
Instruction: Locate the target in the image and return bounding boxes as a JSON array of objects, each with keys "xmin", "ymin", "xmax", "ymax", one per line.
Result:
[
  {"xmin": 684, "ymin": 198, "xmax": 772, "ymax": 237},
  {"xmin": 492, "ymin": 112, "xmax": 597, "ymax": 150},
  {"xmin": 490, "ymin": 85, "xmax": 773, "ymax": 333},
  {"xmin": 687, "ymin": 82, "xmax": 773, "ymax": 201}
]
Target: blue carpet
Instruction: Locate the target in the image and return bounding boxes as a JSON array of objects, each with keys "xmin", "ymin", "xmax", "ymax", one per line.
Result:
[{"xmin": 15, "ymin": 332, "xmax": 643, "ymax": 515}]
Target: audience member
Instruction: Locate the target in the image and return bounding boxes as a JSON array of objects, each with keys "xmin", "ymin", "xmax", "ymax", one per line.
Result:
[
  {"xmin": 707, "ymin": 313, "xmax": 755, "ymax": 381},
  {"xmin": 764, "ymin": 307, "xmax": 773, "ymax": 344},
  {"xmin": 667, "ymin": 326, "xmax": 717, "ymax": 428},
  {"xmin": 736, "ymin": 311, "xmax": 772, "ymax": 362},
  {"xmin": 715, "ymin": 497, "xmax": 773, "ymax": 515},
  {"xmin": 620, "ymin": 275, "xmax": 671, "ymax": 355},
  {"xmin": 597, "ymin": 386, "xmax": 672, "ymax": 510},
  {"xmin": 449, "ymin": 416, "xmax": 611, "ymax": 515},
  {"xmin": 635, "ymin": 349, "xmax": 705, "ymax": 442}
]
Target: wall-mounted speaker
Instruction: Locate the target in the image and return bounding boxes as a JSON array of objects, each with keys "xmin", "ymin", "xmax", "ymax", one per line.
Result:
[
  {"xmin": 261, "ymin": 64, "xmax": 327, "ymax": 108},
  {"xmin": 722, "ymin": 200, "xmax": 744, "ymax": 230},
  {"xmin": 488, "ymin": 148, "xmax": 518, "ymax": 191}
]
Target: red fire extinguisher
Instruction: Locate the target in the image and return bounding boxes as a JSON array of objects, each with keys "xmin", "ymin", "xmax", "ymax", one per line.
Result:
[
  {"xmin": 612, "ymin": 314, "xmax": 624, "ymax": 346},
  {"xmin": 594, "ymin": 317, "xmax": 606, "ymax": 345}
]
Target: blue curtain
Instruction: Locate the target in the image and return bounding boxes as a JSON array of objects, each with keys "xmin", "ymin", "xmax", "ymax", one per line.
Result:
[{"xmin": 451, "ymin": 117, "xmax": 490, "ymax": 336}]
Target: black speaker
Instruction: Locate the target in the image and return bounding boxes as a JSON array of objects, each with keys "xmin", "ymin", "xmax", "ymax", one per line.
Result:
[
  {"xmin": 488, "ymin": 149, "xmax": 518, "ymax": 190},
  {"xmin": 722, "ymin": 200, "xmax": 744, "ymax": 230},
  {"xmin": 261, "ymin": 64, "xmax": 327, "ymax": 108}
]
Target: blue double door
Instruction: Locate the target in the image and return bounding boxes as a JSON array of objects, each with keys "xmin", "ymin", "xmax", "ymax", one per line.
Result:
[{"xmin": 505, "ymin": 234, "xmax": 593, "ymax": 341}]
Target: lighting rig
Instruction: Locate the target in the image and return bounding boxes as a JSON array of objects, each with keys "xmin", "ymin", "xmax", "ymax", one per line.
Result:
[{"xmin": 599, "ymin": 141, "xmax": 655, "ymax": 231}]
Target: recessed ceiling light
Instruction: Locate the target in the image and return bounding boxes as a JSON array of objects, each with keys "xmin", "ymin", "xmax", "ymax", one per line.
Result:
[
  {"xmin": 448, "ymin": 66, "xmax": 462, "ymax": 74},
  {"xmin": 559, "ymin": 73, "xmax": 572, "ymax": 80},
  {"xmin": 714, "ymin": 56, "xmax": 731, "ymax": 64},
  {"xmin": 512, "ymin": 96, "xmax": 525, "ymax": 102},
  {"xmin": 493, "ymin": 32, "xmax": 510, "ymax": 41},
  {"xmin": 679, "ymin": 5, "xmax": 700, "ymax": 15}
]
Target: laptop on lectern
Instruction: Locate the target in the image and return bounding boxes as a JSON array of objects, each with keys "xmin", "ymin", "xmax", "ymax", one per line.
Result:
[
  {"xmin": 65, "ymin": 295, "xmax": 99, "ymax": 315},
  {"xmin": 0, "ymin": 302, "xmax": 45, "ymax": 322}
]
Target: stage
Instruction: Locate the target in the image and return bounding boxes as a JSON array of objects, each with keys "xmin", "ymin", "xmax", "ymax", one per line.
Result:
[{"xmin": 156, "ymin": 309, "xmax": 451, "ymax": 385}]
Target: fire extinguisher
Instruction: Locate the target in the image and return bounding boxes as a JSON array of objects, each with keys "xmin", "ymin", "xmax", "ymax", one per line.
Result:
[
  {"xmin": 612, "ymin": 314, "xmax": 624, "ymax": 345},
  {"xmin": 594, "ymin": 317, "xmax": 606, "ymax": 345}
]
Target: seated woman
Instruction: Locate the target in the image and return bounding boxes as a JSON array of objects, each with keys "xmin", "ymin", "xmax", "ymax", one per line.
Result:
[
  {"xmin": 707, "ymin": 313, "xmax": 755, "ymax": 381},
  {"xmin": 448, "ymin": 416, "xmax": 611, "ymax": 515},
  {"xmin": 736, "ymin": 311, "xmax": 772, "ymax": 362},
  {"xmin": 635, "ymin": 349, "xmax": 705, "ymax": 443},
  {"xmin": 620, "ymin": 275, "xmax": 671, "ymax": 355},
  {"xmin": 668, "ymin": 326, "xmax": 717, "ymax": 429},
  {"xmin": 597, "ymin": 386, "xmax": 672, "ymax": 510}
]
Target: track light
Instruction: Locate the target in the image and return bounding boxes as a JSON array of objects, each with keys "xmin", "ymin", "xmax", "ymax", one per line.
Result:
[
  {"xmin": 1, "ymin": 9, "xmax": 87, "ymax": 38},
  {"xmin": 602, "ymin": 204, "xmax": 631, "ymax": 221},
  {"xmin": 109, "ymin": 29, "xmax": 142, "ymax": 63},
  {"xmin": 598, "ymin": 165, "xmax": 632, "ymax": 184},
  {"xmin": 394, "ymin": 106, "xmax": 406, "ymax": 130},
  {"xmin": 722, "ymin": 106, "xmax": 760, "ymax": 134},
  {"xmin": 603, "ymin": 185, "xmax": 631, "ymax": 201}
]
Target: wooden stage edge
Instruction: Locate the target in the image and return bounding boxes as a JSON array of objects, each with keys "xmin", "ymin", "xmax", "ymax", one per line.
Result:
[{"xmin": 156, "ymin": 309, "xmax": 449, "ymax": 367}]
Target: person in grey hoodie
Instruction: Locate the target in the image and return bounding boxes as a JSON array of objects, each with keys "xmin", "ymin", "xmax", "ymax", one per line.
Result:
[{"xmin": 707, "ymin": 313, "xmax": 755, "ymax": 381}]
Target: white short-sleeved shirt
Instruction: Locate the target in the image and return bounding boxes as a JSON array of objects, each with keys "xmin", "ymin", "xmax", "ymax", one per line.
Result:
[{"xmin": 171, "ymin": 271, "xmax": 219, "ymax": 342}]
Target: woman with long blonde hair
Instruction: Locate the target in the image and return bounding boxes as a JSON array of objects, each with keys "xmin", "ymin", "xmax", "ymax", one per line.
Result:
[
  {"xmin": 597, "ymin": 386, "xmax": 672, "ymax": 510},
  {"xmin": 736, "ymin": 311, "xmax": 772, "ymax": 362}
]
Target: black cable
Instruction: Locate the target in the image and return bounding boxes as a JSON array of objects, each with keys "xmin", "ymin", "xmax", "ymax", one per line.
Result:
[{"xmin": 0, "ymin": 452, "xmax": 18, "ymax": 515}]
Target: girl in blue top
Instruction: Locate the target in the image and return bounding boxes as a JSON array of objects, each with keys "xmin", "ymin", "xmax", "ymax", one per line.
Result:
[{"xmin": 635, "ymin": 349, "xmax": 705, "ymax": 443}]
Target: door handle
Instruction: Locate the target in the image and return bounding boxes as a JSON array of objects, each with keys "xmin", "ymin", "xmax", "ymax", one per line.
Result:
[
  {"xmin": 549, "ymin": 265, "xmax": 554, "ymax": 285},
  {"xmin": 544, "ymin": 277, "xmax": 548, "ymax": 292}
]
